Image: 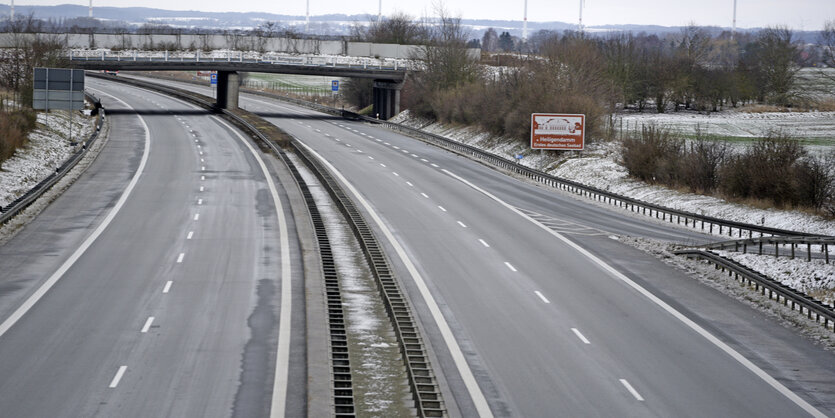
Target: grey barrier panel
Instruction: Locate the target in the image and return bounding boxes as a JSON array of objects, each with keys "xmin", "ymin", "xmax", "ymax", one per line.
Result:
[{"xmin": 33, "ymin": 68, "xmax": 85, "ymax": 110}]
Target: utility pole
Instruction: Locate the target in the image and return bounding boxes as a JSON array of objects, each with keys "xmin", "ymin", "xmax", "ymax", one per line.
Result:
[
  {"xmin": 305, "ymin": 0, "xmax": 310, "ymax": 33},
  {"xmin": 522, "ymin": 0, "xmax": 528, "ymax": 40},
  {"xmin": 732, "ymin": 0, "xmax": 737, "ymax": 40}
]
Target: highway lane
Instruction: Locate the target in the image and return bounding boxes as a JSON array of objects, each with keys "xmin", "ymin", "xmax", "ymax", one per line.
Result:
[
  {"xmin": 0, "ymin": 79, "xmax": 302, "ymax": 417},
  {"xmin": 137, "ymin": 76, "xmax": 835, "ymax": 416}
]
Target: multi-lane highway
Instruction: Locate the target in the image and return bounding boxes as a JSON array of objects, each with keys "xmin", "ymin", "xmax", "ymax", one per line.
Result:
[
  {"xmin": 0, "ymin": 79, "xmax": 305, "ymax": 417},
  {"xmin": 1, "ymin": 74, "xmax": 833, "ymax": 417}
]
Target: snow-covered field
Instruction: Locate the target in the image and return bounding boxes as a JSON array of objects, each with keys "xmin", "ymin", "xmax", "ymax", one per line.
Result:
[
  {"xmin": 616, "ymin": 109, "xmax": 835, "ymax": 144},
  {"xmin": 0, "ymin": 109, "xmax": 95, "ymax": 208},
  {"xmin": 390, "ymin": 110, "xmax": 835, "ymax": 237}
]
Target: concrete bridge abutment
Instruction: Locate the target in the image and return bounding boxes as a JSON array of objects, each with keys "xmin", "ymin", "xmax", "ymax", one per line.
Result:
[
  {"xmin": 216, "ymin": 70, "xmax": 240, "ymax": 110},
  {"xmin": 372, "ymin": 80, "xmax": 403, "ymax": 120}
]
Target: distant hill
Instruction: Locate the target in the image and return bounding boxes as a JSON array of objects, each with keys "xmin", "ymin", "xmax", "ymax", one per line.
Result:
[{"xmin": 0, "ymin": 4, "xmax": 824, "ymax": 43}]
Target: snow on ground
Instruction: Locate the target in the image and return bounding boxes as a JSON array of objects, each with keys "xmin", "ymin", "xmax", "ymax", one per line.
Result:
[
  {"xmin": 616, "ymin": 109, "xmax": 835, "ymax": 143},
  {"xmin": 390, "ymin": 110, "xmax": 835, "ymax": 237},
  {"xmin": 0, "ymin": 110, "xmax": 95, "ymax": 208},
  {"xmin": 715, "ymin": 250, "xmax": 835, "ymax": 306}
]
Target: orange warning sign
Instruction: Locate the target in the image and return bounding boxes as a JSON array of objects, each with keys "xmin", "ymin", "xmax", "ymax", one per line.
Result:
[{"xmin": 531, "ymin": 113, "xmax": 585, "ymax": 150}]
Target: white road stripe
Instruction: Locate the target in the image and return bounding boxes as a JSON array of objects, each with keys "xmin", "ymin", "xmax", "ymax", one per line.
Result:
[
  {"xmin": 534, "ymin": 291, "xmax": 550, "ymax": 304},
  {"xmin": 293, "ymin": 140, "xmax": 494, "ymax": 417},
  {"xmin": 163, "ymin": 281, "xmax": 173, "ymax": 293},
  {"xmin": 438, "ymin": 206, "xmax": 447, "ymax": 212},
  {"xmin": 504, "ymin": 262, "xmax": 517, "ymax": 272},
  {"xmin": 406, "ymin": 181, "xmax": 414, "ymax": 187},
  {"xmin": 197, "ymin": 199, "xmax": 203, "ymax": 205},
  {"xmin": 479, "ymin": 239, "xmax": 490, "ymax": 247},
  {"xmin": 393, "ymin": 172, "xmax": 399, "ymax": 177},
  {"xmin": 109, "ymin": 366, "xmax": 127, "ymax": 388},
  {"xmin": 0, "ymin": 92, "xmax": 151, "ymax": 341},
  {"xmin": 421, "ymin": 159, "xmax": 428, "ymax": 162},
  {"xmin": 441, "ymin": 168, "xmax": 825, "ymax": 418},
  {"xmin": 571, "ymin": 328, "xmax": 591, "ymax": 344},
  {"xmin": 411, "ymin": 154, "xmax": 419, "ymax": 158},
  {"xmin": 200, "ymin": 158, "xmax": 204, "ymax": 162},
  {"xmin": 201, "ymin": 166, "xmax": 205, "ymax": 171},
  {"xmin": 431, "ymin": 163, "xmax": 439, "ymax": 168},
  {"xmin": 176, "ymin": 253, "xmax": 185, "ymax": 263},
  {"xmin": 211, "ymin": 117, "xmax": 293, "ymax": 418},
  {"xmin": 193, "ymin": 214, "xmax": 199, "ymax": 221},
  {"xmin": 141, "ymin": 316, "xmax": 155, "ymax": 333},
  {"xmin": 457, "ymin": 221, "xmax": 467, "ymax": 228},
  {"xmin": 380, "ymin": 163, "xmax": 386, "ymax": 168},
  {"xmin": 199, "ymin": 186, "xmax": 204, "ymax": 192},
  {"xmin": 421, "ymin": 193, "xmax": 429, "ymax": 198},
  {"xmin": 620, "ymin": 379, "xmax": 644, "ymax": 401},
  {"xmin": 187, "ymin": 231, "xmax": 194, "ymax": 240}
]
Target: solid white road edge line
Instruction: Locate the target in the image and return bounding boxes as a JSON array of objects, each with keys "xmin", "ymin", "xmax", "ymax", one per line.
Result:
[
  {"xmin": 0, "ymin": 91, "xmax": 151, "ymax": 340},
  {"xmin": 619, "ymin": 379, "xmax": 644, "ymax": 401},
  {"xmin": 571, "ymin": 328, "xmax": 591, "ymax": 344},
  {"xmin": 210, "ymin": 116, "xmax": 292, "ymax": 418},
  {"xmin": 109, "ymin": 365, "xmax": 128, "ymax": 388},
  {"xmin": 441, "ymin": 168, "xmax": 825, "ymax": 418},
  {"xmin": 294, "ymin": 140, "xmax": 494, "ymax": 418}
]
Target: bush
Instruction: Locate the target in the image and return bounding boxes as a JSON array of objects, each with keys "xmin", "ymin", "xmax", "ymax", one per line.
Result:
[
  {"xmin": 0, "ymin": 108, "xmax": 36, "ymax": 169},
  {"xmin": 620, "ymin": 125, "xmax": 684, "ymax": 184}
]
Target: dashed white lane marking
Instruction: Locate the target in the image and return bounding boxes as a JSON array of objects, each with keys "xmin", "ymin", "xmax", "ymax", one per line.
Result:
[
  {"xmin": 411, "ymin": 154, "xmax": 419, "ymax": 158},
  {"xmin": 201, "ymin": 166, "xmax": 205, "ymax": 171},
  {"xmin": 201, "ymin": 176, "xmax": 205, "ymax": 181},
  {"xmin": 375, "ymin": 138, "xmax": 382, "ymax": 142},
  {"xmin": 392, "ymin": 145, "xmax": 398, "ymax": 149},
  {"xmin": 478, "ymin": 239, "xmax": 490, "ymax": 247},
  {"xmin": 0, "ymin": 91, "xmax": 151, "ymax": 341},
  {"xmin": 140, "ymin": 316, "xmax": 155, "ymax": 333},
  {"xmin": 401, "ymin": 150, "xmax": 409, "ymax": 153},
  {"xmin": 393, "ymin": 172, "xmax": 400, "ymax": 177},
  {"xmin": 109, "ymin": 366, "xmax": 128, "ymax": 388},
  {"xmin": 571, "ymin": 328, "xmax": 591, "ymax": 344},
  {"xmin": 457, "ymin": 221, "xmax": 467, "ymax": 228},
  {"xmin": 421, "ymin": 159, "xmax": 429, "ymax": 162},
  {"xmin": 406, "ymin": 181, "xmax": 414, "ymax": 187},
  {"xmin": 421, "ymin": 193, "xmax": 429, "ymax": 198},
  {"xmin": 357, "ymin": 150, "xmax": 363, "ymax": 153},
  {"xmin": 368, "ymin": 156, "xmax": 374, "ymax": 160},
  {"xmin": 187, "ymin": 231, "xmax": 194, "ymax": 240},
  {"xmin": 384, "ymin": 142, "xmax": 390, "ymax": 145},
  {"xmin": 504, "ymin": 262, "xmax": 517, "ymax": 272},
  {"xmin": 380, "ymin": 163, "xmax": 387, "ymax": 168},
  {"xmin": 534, "ymin": 291, "xmax": 551, "ymax": 304},
  {"xmin": 431, "ymin": 163, "xmax": 439, "ymax": 168},
  {"xmin": 200, "ymin": 158, "xmax": 204, "ymax": 163},
  {"xmin": 197, "ymin": 198, "xmax": 203, "ymax": 205},
  {"xmin": 324, "ymin": 133, "xmax": 330, "ymax": 137},
  {"xmin": 314, "ymin": 129, "xmax": 321, "ymax": 132},
  {"xmin": 176, "ymin": 253, "xmax": 185, "ymax": 263},
  {"xmin": 199, "ymin": 186, "xmax": 204, "ymax": 192},
  {"xmin": 441, "ymin": 168, "xmax": 826, "ymax": 417},
  {"xmin": 345, "ymin": 144, "xmax": 352, "ymax": 147},
  {"xmin": 335, "ymin": 138, "xmax": 341, "ymax": 142},
  {"xmin": 193, "ymin": 214, "xmax": 200, "ymax": 221},
  {"xmin": 438, "ymin": 206, "xmax": 447, "ymax": 212},
  {"xmin": 620, "ymin": 379, "xmax": 645, "ymax": 401}
]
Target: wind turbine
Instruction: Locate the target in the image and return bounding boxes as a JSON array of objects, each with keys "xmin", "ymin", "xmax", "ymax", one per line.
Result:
[
  {"xmin": 378, "ymin": 0, "xmax": 382, "ymax": 24},
  {"xmin": 732, "ymin": 0, "xmax": 737, "ymax": 39},
  {"xmin": 578, "ymin": 0, "xmax": 585, "ymax": 32},
  {"xmin": 522, "ymin": 0, "xmax": 528, "ymax": 40},
  {"xmin": 10, "ymin": 0, "xmax": 14, "ymax": 20},
  {"xmin": 305, "ymin": 0, "xmax": 310, "ymax": 33},
  {"xmin": 89, "ymin": 0, "xmax": 93, "ymax": 18}
]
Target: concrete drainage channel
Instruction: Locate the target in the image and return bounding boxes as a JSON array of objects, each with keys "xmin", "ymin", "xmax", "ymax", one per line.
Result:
[{"xmin": 93, "ymin": 74, "xmax": 446, "ymax": 417}]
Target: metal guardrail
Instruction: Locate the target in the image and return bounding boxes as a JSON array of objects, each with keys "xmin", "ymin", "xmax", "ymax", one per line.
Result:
[
  {"xmin": 100, "ymin": 74, "xmax": 445, "ymax": 417},
  {"xmin": 700, "ymin": 236, "xmax": 833, "ymax": 263},
  {"xmin": 0, "ymin": 93, "xmax": 105, "ymax": 225},
  {"xmin": 234, "ymin": 88, "xmax": 824, "ymax": 241},
  {"xmin": 675, "ymin": 249, "xmax": 835, "ymax": 332},
  {"xmin": 68, "ymin": 50, "xmax": 411, "ymax": 71}
]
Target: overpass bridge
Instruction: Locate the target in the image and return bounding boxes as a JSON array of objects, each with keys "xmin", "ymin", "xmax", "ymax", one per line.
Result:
[{"xmin": 66, "ymin": 51, "xmax": 409, "ymax": 119}]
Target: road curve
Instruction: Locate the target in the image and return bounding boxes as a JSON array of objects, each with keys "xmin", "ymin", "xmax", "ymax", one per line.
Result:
[{"xmin": 0, "ymin": 79, "xmax": 304, "ymax": 417}]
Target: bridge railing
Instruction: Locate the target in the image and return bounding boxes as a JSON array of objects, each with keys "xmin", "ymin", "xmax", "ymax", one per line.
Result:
[{"xmin": 68, "ymin": 50, "xmax": 413, "ymax": 71}]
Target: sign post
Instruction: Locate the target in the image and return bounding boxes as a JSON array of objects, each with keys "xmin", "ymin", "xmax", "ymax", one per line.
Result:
[
  {"xmin": 530, "ymin": 113, "xmax": 585, "ymax": 151},
  {"xmin": 210, "ymin": 72, "xmax": 217, "ymax": 99},
  {"xmin": 331, "ymin": 80, "xmax": 339, "ymax": 106}
]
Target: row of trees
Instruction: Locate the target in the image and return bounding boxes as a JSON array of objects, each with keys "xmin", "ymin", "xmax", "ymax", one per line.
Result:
[{"xmin": 622, "ymin": 127, "xmax": 835, "ymax": 213}]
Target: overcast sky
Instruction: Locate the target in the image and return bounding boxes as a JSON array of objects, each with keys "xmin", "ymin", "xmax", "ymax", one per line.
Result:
[{"xmin": 16, "ymin": 0, "xmax": 835, "ymax": 30}]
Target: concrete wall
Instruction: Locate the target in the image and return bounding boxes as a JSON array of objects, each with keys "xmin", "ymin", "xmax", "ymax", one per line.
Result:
[{"xmin": 0, "ymin": 32, "xmax": 481, "ymax": 59}]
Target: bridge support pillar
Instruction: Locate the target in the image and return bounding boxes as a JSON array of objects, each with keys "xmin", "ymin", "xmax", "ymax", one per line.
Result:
[
  {"xmin": 216, "ymin": 70, "xmax": 240, "ymax": 110},
  {"xmin": 372, "ymin": 80, "xmax": 402, "ymax": 120}
]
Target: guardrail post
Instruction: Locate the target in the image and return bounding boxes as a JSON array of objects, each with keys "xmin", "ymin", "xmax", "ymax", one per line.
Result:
[
  {"xmin": 825, "ymin": 245, "xmax": 829, "ymax": 264},
  {"xmin": 775, "ymin": 242, "xmax": 779, "ymax": 258},
  {"xmin": 101, "ymin": 50, "xmax": 105, "ymax": 60}
]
